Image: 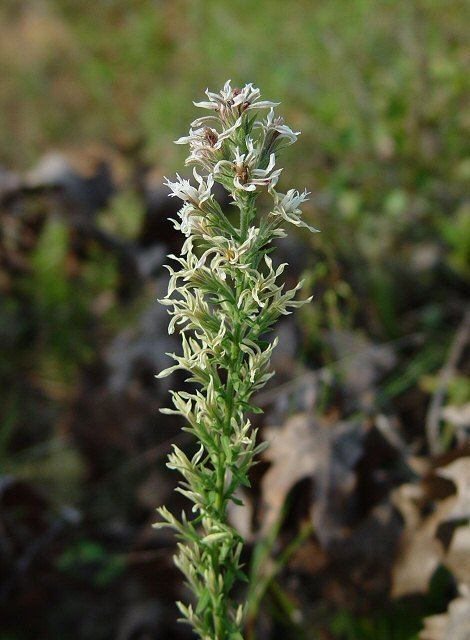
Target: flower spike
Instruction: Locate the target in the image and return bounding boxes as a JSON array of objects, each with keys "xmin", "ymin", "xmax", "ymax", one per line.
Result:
[{"xmin": 156, "ymin": 81, "xmax": 317, "ymax": 639}]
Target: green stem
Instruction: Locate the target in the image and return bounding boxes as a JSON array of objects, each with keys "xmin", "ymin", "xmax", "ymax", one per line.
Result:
[
  {"xmin": 239, "ymin": 193, "xmax": 255, "ymax": 239},
  {"xmin": 209, "ymin": 268, "xmax": 248, "ymax": 637},
  {"xmin": 215, "ymin": 450, "xmax": 227, "ymax": 514}
]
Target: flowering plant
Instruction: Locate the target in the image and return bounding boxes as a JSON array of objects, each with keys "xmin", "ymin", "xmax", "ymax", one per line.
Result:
[{"xmin": 155, "ymin": 81, "xmax": 317, "ymax": 640}]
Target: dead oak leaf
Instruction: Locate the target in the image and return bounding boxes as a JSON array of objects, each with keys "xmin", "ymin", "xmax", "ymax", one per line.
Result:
[
  {"xmin": 260, "ymin": 412, "xmax": 365, "ymax": 543},
  {"xmin": 392, "ymin": 457, "xmax": 470, "ymax": 598},
  {"xmin": 436, "ymin": 457, "xmax": 470, "ymax": 522},
  {"xmin": 391, "ymin": 483, "xmax": 443, "ymax": 598},
  {"xmin": 446, "ymin": 526, "xmax": 470, "ymax": 589},
  {"xmin": 419, "ymin": 592, "xmax": 470, "ymax": 640}
]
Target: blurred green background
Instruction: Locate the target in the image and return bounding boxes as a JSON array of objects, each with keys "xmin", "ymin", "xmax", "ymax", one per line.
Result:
[{"xmin": 0, "ymin": 1, "xmax": 469, "ymax": 639}]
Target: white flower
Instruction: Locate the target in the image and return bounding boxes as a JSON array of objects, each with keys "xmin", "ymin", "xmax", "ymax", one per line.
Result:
[
  {"xmin": 175, "ymin": 127, "xmax": 219, "ymax": 172},
  {"xmin": 165, "ymin": 168, "xmax": 214, "ymax": 207},
  {"xmin": 175, "ymin": 127, "xmax": 219, "ymax": 148},
  {"xmin": 193, "ymin": 80, "xmax": 279, "ymax": 119},
  {"xmin": 269, "ymin": 188, "xmax": 319, "ymax": 232},
  {"xmin": 175, "ymin": 117, "xmax": 242, "ymax": 151},
  {"xmin": 175, "ymin": 117, "xmax": 243, "ymax": 171},
  {"xmin": 169, "ymin": 203, "xmax": 205, "ymax": 238},
  {"xmin": 214, "ymin": 138, "xmax": 282, "ymax": 192},
  {"xmin": 196, "ymin": 226, "xmax": 259, "ymax": 270},
  {"xmin": 255, "ymin": 108, "xmax": 300, "ymax": 148},
  {"xmin": 178, "ymin": 203, "xmax": 197, "ymax": 236}
]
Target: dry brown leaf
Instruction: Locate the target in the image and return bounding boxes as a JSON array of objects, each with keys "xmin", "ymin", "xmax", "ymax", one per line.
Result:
[
  {"xmin": 445, "ymin": 526, "xmax": 470, "ymax": 588},
  {"xmin": 419, "ymin": 592, "xmax": 470, "ymax": 640},
  {"xmin": 392, "ymin": 457, "xmax": 470, "ymax": 597},
  {"xmin": 437, "ymin": 457, "xmax": 470, "ymax": 521},
  {"xmin": 391, "ymin": 483, "xmax": 443, "ymax": 598},
  {"xmin": 260, "ymin": 412, "xmax": 365, "ymax": 542}
]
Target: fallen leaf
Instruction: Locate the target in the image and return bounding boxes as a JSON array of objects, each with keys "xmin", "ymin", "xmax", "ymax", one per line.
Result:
[
  {"xmin": 392, "ymin": 456, "xmax": 470, "ymax": 597},
  {"xmin": 437, "ymin": 457, "xmax": 470, "ymax": 522},
  {"xmin": 391, "ymin": 483, "xmax": 443, "ymax": 597},
  {"xmin": 261, "ymin": 412, "xmax": 365, "ymax": 542},
  {"xmin": 419, "ymin": 592, "xmax": 470, "ymax": 640},
  {"xmin": 445, "ymin": 526, "xmax": 470, "ymax": 588}
]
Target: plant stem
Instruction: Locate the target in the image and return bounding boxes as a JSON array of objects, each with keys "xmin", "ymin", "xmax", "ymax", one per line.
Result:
[{"xmin": 157, "ymin": 81, "xmax": 314, "ymax": 640}]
